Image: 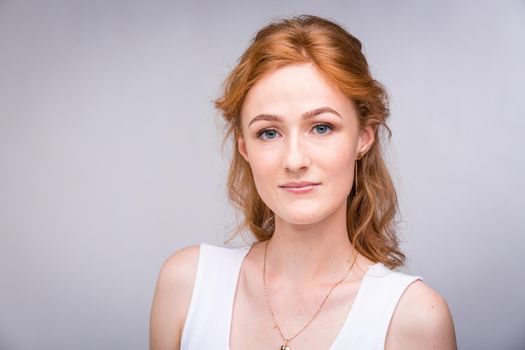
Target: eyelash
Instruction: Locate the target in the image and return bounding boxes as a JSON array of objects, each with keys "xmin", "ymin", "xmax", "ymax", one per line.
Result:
[{"xmin": 256, "ymin": 123, "xmax": 334, "ymax": 140}]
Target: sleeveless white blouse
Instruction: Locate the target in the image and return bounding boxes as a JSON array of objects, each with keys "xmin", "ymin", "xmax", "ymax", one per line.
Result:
[{"xmin": 181, "ymin": 243, "xmax": 422, "ymax": 349}]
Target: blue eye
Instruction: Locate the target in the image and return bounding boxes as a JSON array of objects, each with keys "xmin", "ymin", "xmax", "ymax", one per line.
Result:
[
  {"xmin": 258, "ymin": 129, "xmax": 280, "ymax": 140},
  {"xmin": 313, "ymin": 124, "xmax": 333, "ymax": 135},
  {"xmin": 257, "ymin": 124, "xmax": 333, "ymax": 140}
]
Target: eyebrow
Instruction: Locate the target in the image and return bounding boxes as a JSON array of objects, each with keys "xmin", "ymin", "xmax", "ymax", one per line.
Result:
[{"xmin": 248, "ymin": 106, "xmax": 342, "ymax": 127}]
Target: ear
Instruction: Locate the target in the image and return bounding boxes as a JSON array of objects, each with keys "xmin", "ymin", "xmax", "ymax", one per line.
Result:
[
  {"xmin": 357, "ymin": 125, "xmax": 375, "ymax": 157},
  {"xmin": 237, "ymin": 132, "xmax": 250, "ymax": 163}
]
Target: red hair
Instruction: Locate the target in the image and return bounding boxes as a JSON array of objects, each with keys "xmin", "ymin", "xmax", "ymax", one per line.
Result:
[{"xmin": 214, "ymin": 15, "xmax": 405, "ymax": 269}]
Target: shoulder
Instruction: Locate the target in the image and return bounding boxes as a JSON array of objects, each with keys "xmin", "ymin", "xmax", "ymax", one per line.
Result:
[
  {"xmin": 149, "ymin": 245, "xmax": 201, "ymax": 350},
  {"xmin": 154, "ymin": 245, "xmax": 201, "ymax": 303},
  {"xmin": 385, "ymin": 279, "xmax": 458, "ymax": 350},
  {"xmin": 159, "ymin": 245, "xmax": 201, "ymax": 285}
]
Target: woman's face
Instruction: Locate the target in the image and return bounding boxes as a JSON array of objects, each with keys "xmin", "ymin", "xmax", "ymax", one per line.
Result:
[{"xmin": 238, "ymin": 62, "xmax": 374, "ymax": 226}]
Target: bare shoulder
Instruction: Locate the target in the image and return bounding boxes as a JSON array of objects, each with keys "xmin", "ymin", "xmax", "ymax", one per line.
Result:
[
  {"xmin": 149, "ymin": 245, "xmax": 201, "ymax": 350},
  {"xmin": 385, "ymin": 280, "xmax": 458, "ymax": 350},
  {"xmin": 158, "ymin": 245, "xmax": 201, "ymax": 286}
]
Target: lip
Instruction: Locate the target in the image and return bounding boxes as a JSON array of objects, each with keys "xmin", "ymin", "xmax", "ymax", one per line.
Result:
[
  {"xmin": 280, "ymin": 181, "xmax": 321, "ymax": 188},
  {"xmin": 279, "ymin": 181, "xmax": 321, "ymax": 194}
]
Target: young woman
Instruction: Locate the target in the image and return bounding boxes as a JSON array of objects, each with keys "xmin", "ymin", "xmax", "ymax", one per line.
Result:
[{"xmin": 150, "ymin": 15, "xmax": 457, "ymax": 350}]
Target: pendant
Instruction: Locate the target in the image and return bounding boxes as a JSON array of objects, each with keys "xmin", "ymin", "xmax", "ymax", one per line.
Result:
[{"xmin": 280, "ymin": 345, "xmax": 291, "ymax": 350}]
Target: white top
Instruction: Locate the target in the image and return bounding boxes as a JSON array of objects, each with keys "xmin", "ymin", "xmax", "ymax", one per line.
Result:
[{"xmin": 181, "ymin": 243, "xmax": 423, "ymax": 350}]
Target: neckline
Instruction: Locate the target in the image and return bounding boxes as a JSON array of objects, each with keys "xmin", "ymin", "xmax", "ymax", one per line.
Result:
[
  {"xmin": 227, "ymin": 245, "xmax": 382, "ymax": 350},
  {"xmin": 328, "ymin": 261, "xmax": 382, "ymax": 349}
]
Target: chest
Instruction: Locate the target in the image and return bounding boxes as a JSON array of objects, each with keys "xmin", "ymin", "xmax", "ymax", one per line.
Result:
[
  {"xmin": 229, "ymin": 266, "xmax": 361, "ymax": 350},
  {"xmin": 179, "ymin": 246, "xmax": 416, "ymax": 350}
]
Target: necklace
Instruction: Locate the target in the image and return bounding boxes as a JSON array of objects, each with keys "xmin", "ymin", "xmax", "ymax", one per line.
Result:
[{"xmin": 262, "ymin": 239, "xmax": 357, "ymax": 350}]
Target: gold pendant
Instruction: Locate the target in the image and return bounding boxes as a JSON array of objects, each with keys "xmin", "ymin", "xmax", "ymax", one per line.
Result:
[{"xmin": 280, "ymin": 345, "xmax": 291, "ymax": 350}]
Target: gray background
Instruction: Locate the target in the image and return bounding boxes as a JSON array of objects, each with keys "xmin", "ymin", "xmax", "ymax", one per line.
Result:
[{"xmin": 1, "ymin": 0, "xmax": 524, "ymax": 349}]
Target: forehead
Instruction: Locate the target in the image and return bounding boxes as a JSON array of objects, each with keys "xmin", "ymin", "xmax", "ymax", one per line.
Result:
[{"xmin": 240, "ymin": 62, "xmax": 354, "ymax": 122}]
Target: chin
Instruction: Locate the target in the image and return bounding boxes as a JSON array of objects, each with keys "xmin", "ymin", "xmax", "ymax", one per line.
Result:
[{"xmin": 277, "ymin": 207, "xmax": 331, "ymax": 226}]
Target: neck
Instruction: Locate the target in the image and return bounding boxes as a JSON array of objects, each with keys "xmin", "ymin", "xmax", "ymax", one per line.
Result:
[{"xmin": 265, "ymin": 205, "xmax": 356, "ymax": 286}]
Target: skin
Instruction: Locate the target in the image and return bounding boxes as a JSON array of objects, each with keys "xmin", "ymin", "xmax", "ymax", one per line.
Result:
[{"xmin": 149, "ymin": 62, "xmax": 457, "ymax": 349}]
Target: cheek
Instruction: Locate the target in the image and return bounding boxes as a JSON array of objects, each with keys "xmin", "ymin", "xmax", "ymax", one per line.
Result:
[
  {"xmin": 319, "ymin": 135, "xmax": 355, "ymax": 167},
  {"xmin": 334, "ymin": 149, "xmax": 354, "ymax": 173},
  {"xmin": 318, "ymin": 140, "xmax": 356, "ymax": 189},
  {"xmin": 245, "ymin": 145, "xmax": 280, "ymax": 185}
]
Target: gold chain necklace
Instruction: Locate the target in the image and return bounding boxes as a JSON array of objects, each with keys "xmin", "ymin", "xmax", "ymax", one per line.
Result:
[{"xmin": 262, "ymin": 239, "xmax": 357, "ymax": 350}]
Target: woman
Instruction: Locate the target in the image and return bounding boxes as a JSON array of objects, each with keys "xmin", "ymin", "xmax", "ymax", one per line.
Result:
[{"xmin": 150, "ymin": 15, "xmax": 457, "ymax": 350}]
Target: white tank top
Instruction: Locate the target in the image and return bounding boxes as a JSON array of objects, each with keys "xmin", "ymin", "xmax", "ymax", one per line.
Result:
[{"xmin": 181, "ymin": 243, "xmax": 423, "ymax": 350}]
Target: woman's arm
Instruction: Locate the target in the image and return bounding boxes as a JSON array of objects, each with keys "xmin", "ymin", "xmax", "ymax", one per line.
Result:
[
  {"xmin": 385, "ymin": 280, "xmax": 458, "ymax": 350},
  {"xmin": 149, "ymin": 245, "xmax": 200, "ymax": 350}
]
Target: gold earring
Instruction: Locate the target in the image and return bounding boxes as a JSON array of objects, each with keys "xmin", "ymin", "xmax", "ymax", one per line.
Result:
[{"xmin": 354, "ymin": 154, "xmax": 362, "ymax": 195}]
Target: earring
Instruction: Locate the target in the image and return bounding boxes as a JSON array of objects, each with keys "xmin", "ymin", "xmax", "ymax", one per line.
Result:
[{"xmin": 355, "ymin": 154, "xmax": 363, "ymax": 195}]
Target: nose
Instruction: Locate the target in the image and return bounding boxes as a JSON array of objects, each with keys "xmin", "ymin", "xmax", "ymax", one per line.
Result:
[{"xmin": 283, "ymin": 134, "xmax": 310, "ymax": 173}]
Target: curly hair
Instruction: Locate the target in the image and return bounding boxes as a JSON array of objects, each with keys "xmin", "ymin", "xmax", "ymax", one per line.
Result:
[{"xmin": 214, "ymin": 15, "xmax": 405, "ymax": 269}]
